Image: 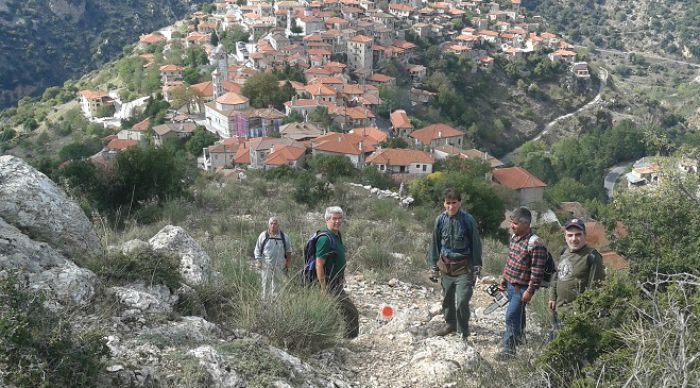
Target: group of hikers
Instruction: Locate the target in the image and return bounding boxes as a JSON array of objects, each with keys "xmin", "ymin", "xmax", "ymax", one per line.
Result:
[{"xmin": 253, "ymin": 188, "xmax": 605, "ymax": 356}]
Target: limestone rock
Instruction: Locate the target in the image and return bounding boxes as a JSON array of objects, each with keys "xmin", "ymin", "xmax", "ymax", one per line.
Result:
[
  {"xmin": 107, "ymin": 283, "xmax": 178, "ymax": 316},
  {"xmin": 0, "ymin": 217, "xmax": 96, "ymax": 306},
  {"xmin": 148, "ymin": 225, "xmax": 212, "ymax": 287},
  {"xmin": 0, "ymin": 155, "xmax": 102, "ymax": 259},
  {"xmin": 141, "ymin": 316, "xmax": 223, "ymax": 345},
  {"xmin": 188, "ymin": 346, "xmax": 243, "ymax": 388},
  {"xmin": 31, "ymin": 260, "xmax": 97, "ymax": 307},
  {"xmin": 410, "ymin": 337, "xmax": 479, "ymax": 382}
]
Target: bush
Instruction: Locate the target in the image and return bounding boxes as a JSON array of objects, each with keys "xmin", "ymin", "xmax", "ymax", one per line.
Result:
[
  {"xmin": 359, "ymin": 166, "xmax": 395, "ymax": 190},
  {"xmin": 194, "ymin": 258, "xmax": 344, "ymax": 354},
  {"xmin": 293, "ymin": 172, "xmax": 331, "ymax": 206},
  {"xmin": 537, "ymin": 273, "xmax": 636, "ymax": 386},
  {"xmin": 308, "ymin": 154, "xmax": 356, "ymax": 182},
  {"xmin": 253, "ymin": 284, "xmax": 345, "ymax": 353},
  {"xmin": 0, "ymin": 273, "xmax": 108, "ymax": 387},
  {"xmin": 88, "ymin": 250, "xmax": 183, "ymax": 289}
]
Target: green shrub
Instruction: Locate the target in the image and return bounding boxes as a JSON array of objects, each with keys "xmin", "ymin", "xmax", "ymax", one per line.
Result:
[
  {"xmin": 537, "ymin": 273, "xmax": 636, "ymax": 386},
  {"xmin": 193, "ymin": 257, "xmax": 344, "ymax": 354},
  {"xmin": 354, "ymin": 242, "xmax": 394, "ymax": 272},
  {"xmin": 0, "ymin": 273, "xmax": 108, "ymax": 387},
  {"xmin": 252, "ymin": 284, "xmax": 344, "ymax": 353},
  {"xmin": 359, "ymin": 165, "xmax": 395, "ymax": 189},
  {"xmin": 88, "ymin": 250, "xmax": 183, "ymax": 289},
  {"xmin": 293, "ymin": 172, "xmax": 331, "ymax": 206}
]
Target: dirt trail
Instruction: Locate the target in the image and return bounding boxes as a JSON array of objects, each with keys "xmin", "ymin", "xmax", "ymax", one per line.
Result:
[{"xmin": 314, "ymin": 275, "xmax": 549, "ymax": 388}]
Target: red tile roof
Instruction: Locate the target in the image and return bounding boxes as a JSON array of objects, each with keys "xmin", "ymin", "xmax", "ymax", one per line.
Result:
[
  {"xmin": 106, "ymin": 139, "xmax": 138, "ymax": 151},
  {"xmin": 265, "ymin": 144, "xmax": 306, "ymax": 166},
  {"xmin": 366, "ymin": 148, "xmax": 434, "ymax": 166},
  {"xmin": 216, "ymin": 92, "xmax": 249, "ymax": 105},
  {"xmin": 349, "ymin": 126, "xmax": 387, "ymax": 143},
  {"xmin": 351, "ymin": 35, "xmax": 373, "ymax": 44},
  {"xmin": 410, "ymin": 123, "xmax": 462, "ymax": 144},
  {"xmin": 492, "ymin": 167, "xmax": 546, "ymax": 189},
  {"xmin": 131, "ymin": 118, "xmax": 151, "ymax": 132},
  {"xmin": 312, "ymin": 133, "xmax": 375, "ymax": 155},
  {"xmin": 390, "ymin": 110, "xmax": 412, "ymax": 129}
]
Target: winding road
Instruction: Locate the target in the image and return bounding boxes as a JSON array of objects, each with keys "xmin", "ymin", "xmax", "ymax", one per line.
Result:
[
  {"xmin": 501, "ymin": 67, "xmax": 609, "ymax": 164},
  {"xmin": 604, "ymin": 161, "xmax": 632, "ymax": 198}
]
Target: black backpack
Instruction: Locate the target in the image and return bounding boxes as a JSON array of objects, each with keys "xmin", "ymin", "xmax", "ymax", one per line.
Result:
[
  {"xmin": 261, "ymin": 231, "xmax": 289, "ymax": 257},
  {"xmin": 527, "ymin": 235, "xmax": 556, "ymax": 288}
]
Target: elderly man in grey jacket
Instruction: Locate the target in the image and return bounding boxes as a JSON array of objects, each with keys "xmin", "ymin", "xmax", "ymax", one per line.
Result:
[{"xmin": 254, "ymin": 216, "xmax": 292, "ymax": 298}]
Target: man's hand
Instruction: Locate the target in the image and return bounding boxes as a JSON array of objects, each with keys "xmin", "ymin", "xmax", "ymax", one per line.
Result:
[
  {"xmin": 548, "ymin": 300, "xmax": 556, "ymax": 311},
  {"xmin": 522, "ymin": 289, "xmax": 534, "ymax": 304},
  {"xmin": 254, "ymin": 261, "xmax": 262, "ymax": 270},
  {"xmin": 473, "ymin": 266, "xmax": 482, "ymax": 279},
  {"xmin": 429, "ymin": 268, "xmax": 440, "ymax": 283},
  {"xmin": 498, "ymin": 278, "xmax": 507, "ymax": 291}
]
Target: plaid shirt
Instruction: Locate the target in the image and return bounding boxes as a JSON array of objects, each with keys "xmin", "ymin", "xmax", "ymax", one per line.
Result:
[{"xmin": 503, "ymin": 232, "xmax": 547, "ymax": 292}]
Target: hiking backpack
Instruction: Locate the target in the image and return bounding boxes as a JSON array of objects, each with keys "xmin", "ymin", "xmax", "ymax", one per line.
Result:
[
  {"xmin": 302, "ymin": 231, "xmax": 336, "ymax": 284},
  {"xmin": 260, "ymin": 231, "xmax": 289, "ymax": 258},
  {"xmin": 527, "ymin": 235, "xmax": 556, "ymax": 288}
]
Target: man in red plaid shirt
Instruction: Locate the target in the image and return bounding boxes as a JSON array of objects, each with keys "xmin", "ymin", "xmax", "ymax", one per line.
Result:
[{"xmin": 497, "ymin": 207, "xmax": 547, "ymax": 359}]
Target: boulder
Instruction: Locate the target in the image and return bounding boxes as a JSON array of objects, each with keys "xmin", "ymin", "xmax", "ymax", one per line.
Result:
[
  {"xmin": 107, "ymin": 283, "xmax": 178, "ymax": 317},
  {"xmin": 148, "ymin": 225, "xmax": 212, "ymax": 287},
  {"xmin": 410, "ymin": 337, "xmax": 479, "ymax": 382},
  {"xmin": 188, "ymin": 346, "xmax": 243, "ymax": 388},
  {"xmin": 0, "ymin": 155, "xmax": 102, "ymax": 259},
  {"xmin": 0, "ymin": 217, "xmax": 96, "ymax": 306},
  {"xmin": 141, "ymin": 316, "xmax": 223, "ymax": 344}
]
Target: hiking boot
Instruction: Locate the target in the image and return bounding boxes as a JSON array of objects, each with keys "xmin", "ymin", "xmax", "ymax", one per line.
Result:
[{"xmin": 434, "ymin": 323, "xmax": 456, "ymax": 337}]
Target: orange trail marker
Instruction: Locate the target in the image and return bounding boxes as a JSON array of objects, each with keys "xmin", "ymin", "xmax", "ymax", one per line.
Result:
[{"xmin": 380, "ymin": 305, "xmax": 394, "ymax": 321}]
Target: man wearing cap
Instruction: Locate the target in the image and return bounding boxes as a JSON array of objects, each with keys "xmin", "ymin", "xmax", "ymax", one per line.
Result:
[{"xmin": 548, "ymin": 219, "xmax": 606, "ymax": 336}]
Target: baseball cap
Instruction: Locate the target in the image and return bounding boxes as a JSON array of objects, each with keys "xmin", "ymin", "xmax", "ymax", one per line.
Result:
[{"xmin": 564, "ymin": 218, "xmax": 586, "ymax": 232}]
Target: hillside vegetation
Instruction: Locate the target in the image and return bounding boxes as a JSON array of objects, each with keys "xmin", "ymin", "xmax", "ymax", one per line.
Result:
[
  {"xmin": 0, "ymin": 0, "xmax": 205, "ymax": 108},
  {"xmin": 525, "ymin": 0, "xmax": 700, "ymax": 59}
]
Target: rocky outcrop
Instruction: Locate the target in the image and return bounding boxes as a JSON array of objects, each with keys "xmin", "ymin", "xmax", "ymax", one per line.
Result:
[
  {"xmin": 0, "ymin": 155, "xmax": 102, "ymax": 259},
  {"xmin": 0, "ymin": 216, "xmax": 96, "ymax": 307},
  {"xmin": 149, "ymin": 225, "xmax": 212, "ymax": 287},
  {"xmin": 107, "ymin": 283, "xmax": 178, "ymax": 318}
]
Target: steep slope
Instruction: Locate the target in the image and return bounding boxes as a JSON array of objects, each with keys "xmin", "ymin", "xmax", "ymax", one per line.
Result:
[
  {"xmin": 524, "ymin": 0, "xmax": 700, "ymax": 60},
  {"xmin": 0, "ymin": 0, "xmax": 204, "ymax": 108}
]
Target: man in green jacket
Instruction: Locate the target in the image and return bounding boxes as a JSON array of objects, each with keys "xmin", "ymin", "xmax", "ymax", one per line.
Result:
[
  {"xmin": 428, "ymin": 188, "xmax": 482, "ymax": 341},
  {"xmin": 548, "ymin": 218, "xmax": 606, "ymax": 335}
]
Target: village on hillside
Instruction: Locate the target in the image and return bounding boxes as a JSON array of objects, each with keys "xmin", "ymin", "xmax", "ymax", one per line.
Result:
[
  {"xmin": 73, "ymin": 0, "xmax": 653, "ymax": 268},
  {"xmin": 78, "ymin": 0, "xmax": 589, "ymax": 178}
]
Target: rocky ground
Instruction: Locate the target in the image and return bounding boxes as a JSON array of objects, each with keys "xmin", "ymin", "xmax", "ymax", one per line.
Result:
[{"xmin": 312, "ymin": 274, "xmax": 550, "ymax": 388}]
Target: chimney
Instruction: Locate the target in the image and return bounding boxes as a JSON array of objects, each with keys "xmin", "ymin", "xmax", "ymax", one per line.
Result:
[{"xmin": 438, "ymin": 131, "xmax": 442, "ymax": 138}]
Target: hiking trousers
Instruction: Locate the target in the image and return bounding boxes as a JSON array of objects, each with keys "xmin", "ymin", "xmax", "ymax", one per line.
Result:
[
  {"xmin": 261, "ymin": 262, "xmax": 286, "ymax": 299},
  {"xmin": 441, "ymin": 272, "xmax": 474, "ymax": 337},
  {"xmin": 335, "ymin": 289, "xmax": 359, "ymax": 339}
]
